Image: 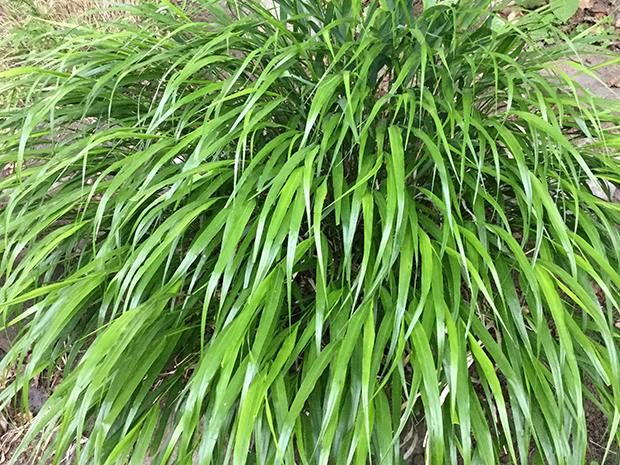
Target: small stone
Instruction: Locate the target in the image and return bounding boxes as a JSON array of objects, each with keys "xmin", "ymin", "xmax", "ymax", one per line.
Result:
[
  {"xmin": 591, "ymin": 0, "xmax": 611, "ymax": 13},
  {"xmin": 27, "ymin": 387, "xmax": 48, "ymax": 416}
]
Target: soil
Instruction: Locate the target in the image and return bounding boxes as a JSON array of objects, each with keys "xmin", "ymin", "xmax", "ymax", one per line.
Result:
[
  {"xmin": 584, "ymin": 380, "xmax": 619, "ymax": 465},
  {"xmin": 565, "ymin": 0, "xmax": 620, "ymax": 52}
]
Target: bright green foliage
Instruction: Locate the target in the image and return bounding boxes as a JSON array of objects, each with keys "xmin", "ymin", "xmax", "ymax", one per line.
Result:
[
  {"xmin": 1, "ymin": 0, "xmax": 620, "ymax": 464},
  {"xmin": 548, "ymin": 0, "xmax": 579, "ymax": 22},
  {"xmin": 511, "ymin": 0, "xmax": 579, "ymax": 24}
]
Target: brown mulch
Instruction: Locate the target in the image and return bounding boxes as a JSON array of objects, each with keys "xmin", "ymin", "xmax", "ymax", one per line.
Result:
[{"xmin": 564, "ymin": 0, "xmax": 620, "ymax": 52}]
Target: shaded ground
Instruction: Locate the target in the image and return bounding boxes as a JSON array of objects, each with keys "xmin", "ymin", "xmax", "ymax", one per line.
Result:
[
  {"xmin": 567, "ymin": 0, "xmax": 620, "ymax": 52},
  {"xmin": 553, "ymin": 54, "xmax": 620, "ymax": 102},
  {"xmin": 552, "ymin": 0, "xmax": 620, "ymax": 101}
]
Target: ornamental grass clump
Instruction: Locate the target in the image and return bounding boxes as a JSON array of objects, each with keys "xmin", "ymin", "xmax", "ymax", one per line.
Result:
[{"xmin": 1, "ymin": 0, "xmax": 620, "ymax": 463}]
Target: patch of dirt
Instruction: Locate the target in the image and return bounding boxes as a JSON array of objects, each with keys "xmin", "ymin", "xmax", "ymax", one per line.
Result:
[
  {"xmin": 0, "ymin": 350, "xmax": 54, "ymax": 465},
  {"xmin": 564, "ymin": 0, "xmax": 620, "ymax": 52},
  {"xmin": 501, "ymin": 0, "xmax": 620, "ymax": 52},
  {"xmin": 0, "ymin": 427, "xmax": 57, "ymax": 465},
  {"xmin": 584, "ymin": 378, "xmax": 619, "ymax": 465}
]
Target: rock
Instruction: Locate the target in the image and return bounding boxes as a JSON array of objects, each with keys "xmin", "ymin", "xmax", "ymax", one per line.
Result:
[
  {"xmin": 27, "ymin": 387, "xmax": 48, "ymax": 416},
  {"xmin": 551, "ymin": 55, "xmax": 620, "ymax": 100},
  {"xmin": 590, "ymin": 0, "xmax": 611, "ymax": 14}
]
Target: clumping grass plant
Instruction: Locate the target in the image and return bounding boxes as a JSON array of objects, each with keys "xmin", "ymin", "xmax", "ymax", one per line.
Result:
[
  {"xmin": 0, "ymin": 0, "xmax": 143, "ymax": 67},
  {"xmin": 1, "ymin": 0, "xmax": 620, "ymax": 463}
]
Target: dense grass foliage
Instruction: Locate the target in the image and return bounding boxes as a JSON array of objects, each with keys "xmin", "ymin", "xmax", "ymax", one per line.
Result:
[
  {"xmin": 1, "ymin": 0, "xmax": 620, "ymax": 463},
  {"xmin": 0, "ymin": 0, "xmax": 142, "ymax": 64}
]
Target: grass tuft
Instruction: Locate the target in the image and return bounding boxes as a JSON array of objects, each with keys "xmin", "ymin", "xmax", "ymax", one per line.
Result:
[{"xmin": 1, "ymin": 0, "xmax": 620, "ymax": 463}]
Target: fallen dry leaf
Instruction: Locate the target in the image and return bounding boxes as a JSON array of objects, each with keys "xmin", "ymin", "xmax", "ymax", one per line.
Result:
[
  {"xmin": 507, "ymin": 10, "xmax": 523, "ymax": 21},
  {"xmin": 609, "ymin": 76, "xmax": 620, "ymax": 88}
]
